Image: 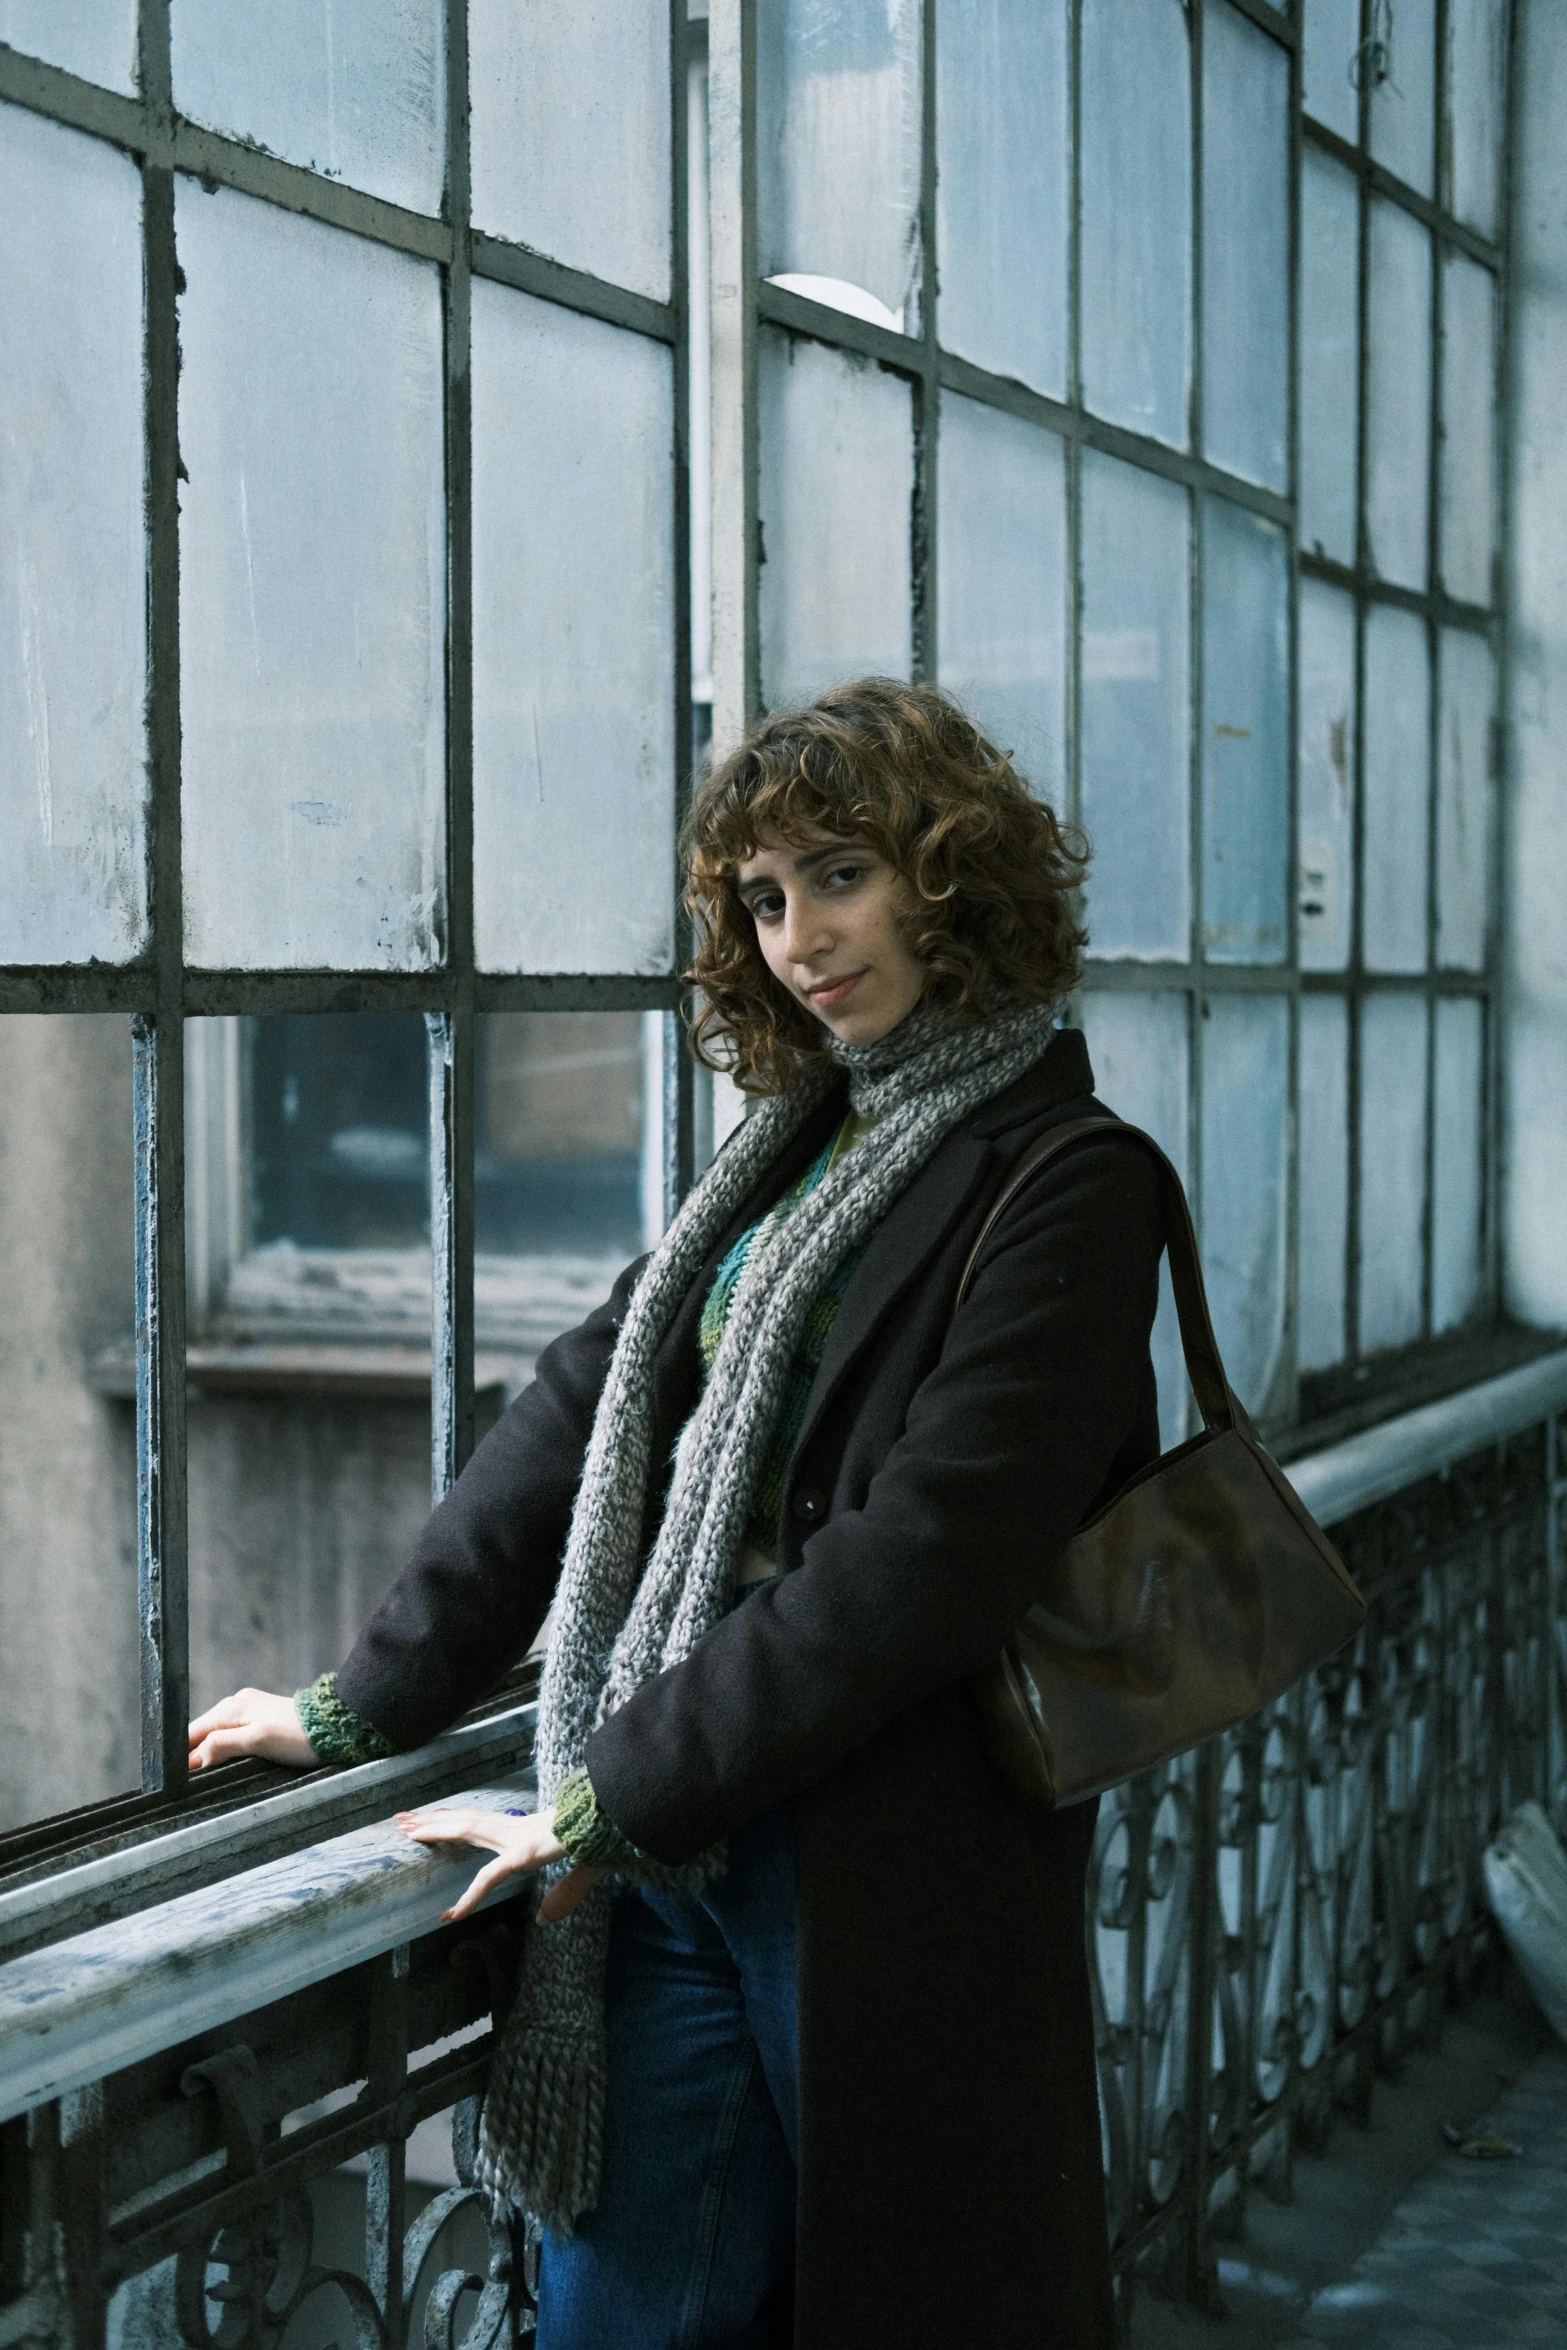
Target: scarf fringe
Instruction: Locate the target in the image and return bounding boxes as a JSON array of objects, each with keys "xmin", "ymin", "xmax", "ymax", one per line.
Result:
[{"xmin": 477, "ymin": 2021, "xmax": 608, "ymax": 2234}]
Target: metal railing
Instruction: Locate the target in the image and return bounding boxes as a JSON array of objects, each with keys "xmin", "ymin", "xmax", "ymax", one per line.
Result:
[{"xmin": 2, "ymin": 1350, "xmax": 1565, "ymax": 2347}]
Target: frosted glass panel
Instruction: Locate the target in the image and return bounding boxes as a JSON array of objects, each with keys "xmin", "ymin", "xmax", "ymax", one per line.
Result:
[
  {"xmin": 472, "ymin": 289, "xmax": 675, "ymax": 976},
  {"xmin": 178, "ymin": 189, "xmax": 444, "ymax": 970},
  {"xmin": 172, "ymin": 1, "xmax": 442, "ymax": 213},
  {"xmin": 1079, "ymin": 990, "xmax": 1191, "ymax": 1447},
  {"xmin": 1201, "ymin": 499, "xmax": 1289, "ymax": 965},
  {"xmin": 1366, "ymin": 201, "xmax": 1432, "ymax": 590},
  {"xmin": 1440, "ymin": 254, "xmax": 1497, "ymax": 607},
  {"xmin": 1359, "ymin": 993, "xmax": 1429, "ymax": 1352},
  {"xmin": 1201, "ymin": 993, "xmax": 1289, "ymax": 1417},
  {"xmin": 758, "ymin": 331, "xmax": 913, "ymax": 706},
  {"xmin": 1299, "ymin": 994, "xmax": 1349, "ymax": 1372},
  {"xmin": 0, "ymin": 1, "xmax": 136, "ymax": 89},
  {"xmin": 1362, "ymin": 605, "xmax": 1430, "ymax": 974},
  {"xmin": 1302, "ymin": 0, "xmax": 1360, "ymax": 141},
  {"xmin": 1444, "ymin": 0, "xmax": 1508, "ymax": 239},
  {"xmin": 936, "ymin": 0, "xmax": 1067, "ymax": 397},
  {"xmin": 0, "ymin": 109, "xmax": 145, "ymax": 964},
  {"xmin": 1431, "ymin": 996, "xmax": 1484, "ymax": 1331},
  {"xmin": 1201, "ymin": 1, "xmax": 1287, "ymax": 492},
  {"xmin": 1300, "ymin": 150, "xmax": 1359, "ymax": 566},
  {"xmin": 1436, "ymin": 627, "xmax": 1494, "ymax": 971},
  {"xmin": 1080, "ymin": 455, "xmax": 1190, "ymax": 960},
  {"xmin": 1081, "ymin": 0, "xmax": 1191, "ymax": 448},
  {"xmin": 937, "ymin": 399, "xmax": 1065, "ymax": 806},
  {"xmin": 1369, "ymin": 0, "xmax": 1435, "ymax": 196},
  {"xmin": 759, "ymin": 0, "xmax": 921, "ymax": 328},
  {"xmin": 1298, "ymin": 581, "xmax": 1356, "ymax": 974},
  {"xmin": 470, "ymin": 0, "xmax": 671, "ymax": 305}
]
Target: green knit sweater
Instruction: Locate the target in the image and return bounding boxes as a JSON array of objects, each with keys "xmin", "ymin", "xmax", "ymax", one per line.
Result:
[{"xmin": 299, "ymin": 1109, "xmax": 872, "ymax": 1874}]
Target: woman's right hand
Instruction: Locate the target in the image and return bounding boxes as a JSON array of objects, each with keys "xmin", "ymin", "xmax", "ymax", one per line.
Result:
[{"xmin": 188, "ymin": 1689, "xmax": 318, "ymax": 1771}]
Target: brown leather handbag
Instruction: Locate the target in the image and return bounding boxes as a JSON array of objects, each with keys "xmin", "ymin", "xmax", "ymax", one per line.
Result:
[{"xmin": 961, "ymin": 1117, "xmax": 1367, "ymax": 1810}]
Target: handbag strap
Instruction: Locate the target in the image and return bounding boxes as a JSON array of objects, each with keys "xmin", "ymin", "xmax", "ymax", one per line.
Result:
[{"xmin": 953, "ymin": 1115, "xmax": 1238, "ymax": 1435}]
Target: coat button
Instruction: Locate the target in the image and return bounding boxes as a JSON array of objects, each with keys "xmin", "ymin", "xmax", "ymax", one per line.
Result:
[{"xmin": 791, "ymin": 1485, "xmax": 826, "ymax": 1524}]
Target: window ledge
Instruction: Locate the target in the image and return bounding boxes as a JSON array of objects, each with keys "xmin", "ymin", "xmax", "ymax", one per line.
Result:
[{"xmin": 87, "ymin": 1337, "xmax": 521, "ymax": 1402}]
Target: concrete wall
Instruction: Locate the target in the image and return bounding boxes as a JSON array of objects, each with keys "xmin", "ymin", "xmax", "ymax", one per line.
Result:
[{"xmin": 1504, "ymin": 0, "xmax": 1567, "ymax": 1326}]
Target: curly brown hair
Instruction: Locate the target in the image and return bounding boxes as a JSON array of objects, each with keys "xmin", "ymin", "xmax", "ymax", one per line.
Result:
[{"xmin": 683, "ymin": 677, "xmax": 1089, "ymax": 1094}]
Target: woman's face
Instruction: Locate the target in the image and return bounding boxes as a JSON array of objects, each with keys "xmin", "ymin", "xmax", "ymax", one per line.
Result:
[{"xmin": 735, "ymin": 826, "xmax": 927, "ymax": 1046}]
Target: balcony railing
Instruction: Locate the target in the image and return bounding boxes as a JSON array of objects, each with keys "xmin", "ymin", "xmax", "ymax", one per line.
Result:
[{"xmin": 2, "ymin": 1350, "xmax": 1565, "ymax": 2348}]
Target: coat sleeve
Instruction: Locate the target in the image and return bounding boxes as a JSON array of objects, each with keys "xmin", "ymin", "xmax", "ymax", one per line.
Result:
[
  {"xmin": 333, "ymin": 1254, "xmax": 647, "ymax": 1750},
  {"xmin": 584, "ymin": 1139, "xmax": 1164, "ymax": 1864}
]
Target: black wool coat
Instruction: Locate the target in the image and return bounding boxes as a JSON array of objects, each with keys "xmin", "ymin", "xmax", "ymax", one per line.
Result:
[{"xmin": 337, "ymin": 1027, "xmax": 1166, "ymax": 2349}]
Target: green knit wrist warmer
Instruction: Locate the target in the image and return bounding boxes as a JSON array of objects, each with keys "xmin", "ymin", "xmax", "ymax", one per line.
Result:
[
  {"xmin": 552, "ymin": 1767, "xmax": 647, "ymax": 1873},
  {"xmin": 294, "ymin": 1672, "xmax": 396, "ymax": 1766}
]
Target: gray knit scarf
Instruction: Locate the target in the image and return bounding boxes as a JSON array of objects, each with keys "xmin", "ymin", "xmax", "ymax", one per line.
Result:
[{"xmin": 476, "ymin": 997, "xmax": 1060, "ymax": 2228}]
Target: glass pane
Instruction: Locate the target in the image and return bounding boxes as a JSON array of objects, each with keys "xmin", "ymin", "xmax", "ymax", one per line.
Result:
[
  {"xmin": 471, "ymin": 284, "xmax": 676, "ymax": 976},
  {"xmin": 1366, "ymin": 200, "xmax": 1432, "ymax": 590},
  {"xmin": 470, "ymin": 0, "xmax": 672, "ymax": 305},
  {"xmin": 1299, "ymin": 993, "xmax": 1349, "ymax": 1371},
  {"xmin": 1079, "ymin": 454, "xmax": 1190, "ymax": 960},
  {"xmin": 0, "ymin": 108, "xmax": 146, "ymax": 965},
  {"xmin": 1201, "ymin": 0, "xmax": 1288, "ymax": 492},
  {"xmin": 178, "ymin": 187, "xmax": 446, "ymax": 971},
  {"xmin": 1358, "ymin": 992, "xmax": 1429, "ymax": 1352},
  {"xmin": 1201, "ymin": 497, "xmax": 1289, "ymax": 965},
  {"xmin": 1369, "ymin": 0, "xmax": 1435, "ymax": 196},
  {"xmin": 1436, "ymin": 626, "xmax": 1494, "ymax": 971},
  {"xmin": 1298, "ymin": 580, "xmax": 1356, "ymax": 974},
  {"xmin": 1431, "ymin": 996, "xmax": 1484, "ymax": 1331},
  {"xmin": 758, "ymin": 329, "xmax": 913, "ymax": 707},
  {"xmin": 937, "ymin": 398, "xmax": 1066, "ymax": 806},
  {"xmin": 0, "ymin": 0, "xmax": 136, "ymax": 89},
  {"xmin": 1300, "ymin": 149, "xmax": 1359, "ymax": 566},
  {"xmin": 758, "ymin": 0, "xmax": 922, "ymax": 331},
  {"xmin": 1200, "ymin": 992, "xmax": 1289, "ymax": 1417},
  {"xmin": 935, "ymin": 0, "xmax": 1068, "ymax": 397},
  {"xmin": 1362, "ymin": 604, "xmax": 1431, "ymax": 974},
  {"xmin": 1440, "ymin": 253, "xmax": 1497, "ymax": 607},
  {"xmin": 1079, "ymin": 990, "xmax": 1191, "ymax": 1447},
  {"xmin": 172, "ymin": 0, "xmax": 443, "ymax": 216},
  {"xmin": 0, "ymin": 1017, "xmax": 138, "ymax": 1827},
  {"xmin": 1302, "ymin": 0, "xmax": 1360, "ymax": 141},
  {"xmin": 1081, "ymin": 0, "xmax": 1191, "ymax": 448},
  {"xmin": 1443, "ymin": 0, "xmax": 1508, "ymax": 238}
]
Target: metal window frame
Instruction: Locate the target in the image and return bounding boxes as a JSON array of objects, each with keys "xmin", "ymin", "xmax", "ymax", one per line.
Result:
[{"xmin": 0, "ymin": 0, "xmax": 695, "ymax": 1809}]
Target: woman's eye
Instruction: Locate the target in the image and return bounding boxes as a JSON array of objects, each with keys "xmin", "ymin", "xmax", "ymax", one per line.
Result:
[
  {"xmin": 826, "ymin": 862, "xmax": 866, "ymax": 890},
  {"xmin": 751, "ymin": 891, "xmax": 785, "ymax": 920}
]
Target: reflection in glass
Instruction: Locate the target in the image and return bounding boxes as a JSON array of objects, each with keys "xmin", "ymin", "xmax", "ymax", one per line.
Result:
[
  {"xmin": 937, "ymin": 398, "xmax": 1066, "ymax": 806},
  {"xmin": 1297, "ymin": 581, "xmax": 1356, "ymax": 974},
  {"xmin": 1081, "ymin": 0, "xmax": 1191, "ymax": 448},
  {"xmin": 471, "ymin": 283, "xmax": 676, "ymax": 978},
  {"xmin": 1436, "ymin": 628, "xmax": 1494, "ymax": 972},
  {"xmin": 1300, "ymin": 150, "xmax": 1359, "ymax": 566},
  {"xmin": 1201, "ymin": 0, "xmax": 1288, "ymax": 492},
  {"xmin": 758, "ymin": 330, "xmax": 913, "ymax": 707},
  {"xmin": 1358, "ymin": 993, "xmax": 1429, "ymax": 1352},
  {"xmin": 0, "ymin": 0, "xmax": 136, "ymax": 93},
  {"xmin": 470, "ymin": 0, "xmax": 671, "ymax": 304},
  {"xmin": 1301, "ymin": 0, "xmax": 1361, "ymax": 142},
  {"xmin": 1201, "ymin": 498, "xmax": 1289, "ymax": 966},
  {"xmin": 178, "ymin": 188, "xmax": 445, "ymax": 971},
  {"xmin": 0, "ymin": 109, "xmax": 146, "ymax": 965},
  {"xmin": 1366, "ymin": 201, "xmax": 1432, "ymax": 590},
  {"xmin": 1079, "ymin": 990, "xmax": 1191, "ymax": 1447},
  {"xmin": 1298, "ymin": 994, "xmax": 1349, "ymax": 1371},
  {"xmin": 1431, "ymin": 996, "xmax": 1484, "ymax": 1332},
  {"xmin": 758, "ymin": 0, "xmax": 922, "ymax": 330},
  {"xmin": 1369, "ymin": 0, "xmax": 1435, "ymax": 196},
  {"xmin": 1079, "ymin": 455, "xmax": 1190, "ymax": 960},
  {"xmin": 1444, "ymin": 0, "xmax": 1508, "ymax": 238},
  {"xmin": 172, "ymin": 0, "xmax": 443, "ymax": 216},
  {"xmin": 1362, "ymin": 605, "xmax": 1430, "ymax": 975},
  {"xmin": 935, "ymin": 0, "xmax": 1067, "ymax": 397},
  {"xmin": 1201, "ymin": 992, "xmax": 1289, "ymax": 1417},
  {"xmin": 1440, "ymin": 253, "xmax": 1497, "ymax": 608}
]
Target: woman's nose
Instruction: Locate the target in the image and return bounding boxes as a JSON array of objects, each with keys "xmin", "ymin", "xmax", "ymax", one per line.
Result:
[{"xmin": 782, "ymin": 896, "xmax": 830, "ymax": 963}]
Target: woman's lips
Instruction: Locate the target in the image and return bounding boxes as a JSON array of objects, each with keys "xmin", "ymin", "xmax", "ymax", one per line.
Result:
[{"xmin": 807, "ymin": 971, "xmax": 865, "ymax": 1011}]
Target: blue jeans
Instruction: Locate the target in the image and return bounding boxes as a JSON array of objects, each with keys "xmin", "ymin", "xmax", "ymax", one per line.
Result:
[{"xmin": 535, "ymin": 1804, "xmax": 799, "ymax": 2350}]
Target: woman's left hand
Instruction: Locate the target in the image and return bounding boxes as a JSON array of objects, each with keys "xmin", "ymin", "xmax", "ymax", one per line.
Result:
[{"xmin": 394, "ymin": 1804, "xmax": 605, "ymax": 1925}]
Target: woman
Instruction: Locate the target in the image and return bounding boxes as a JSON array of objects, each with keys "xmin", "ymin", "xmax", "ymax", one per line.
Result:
[{"xmin": 190, "ymin": 678, "xmax": 1165, "ymax": 2350}]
